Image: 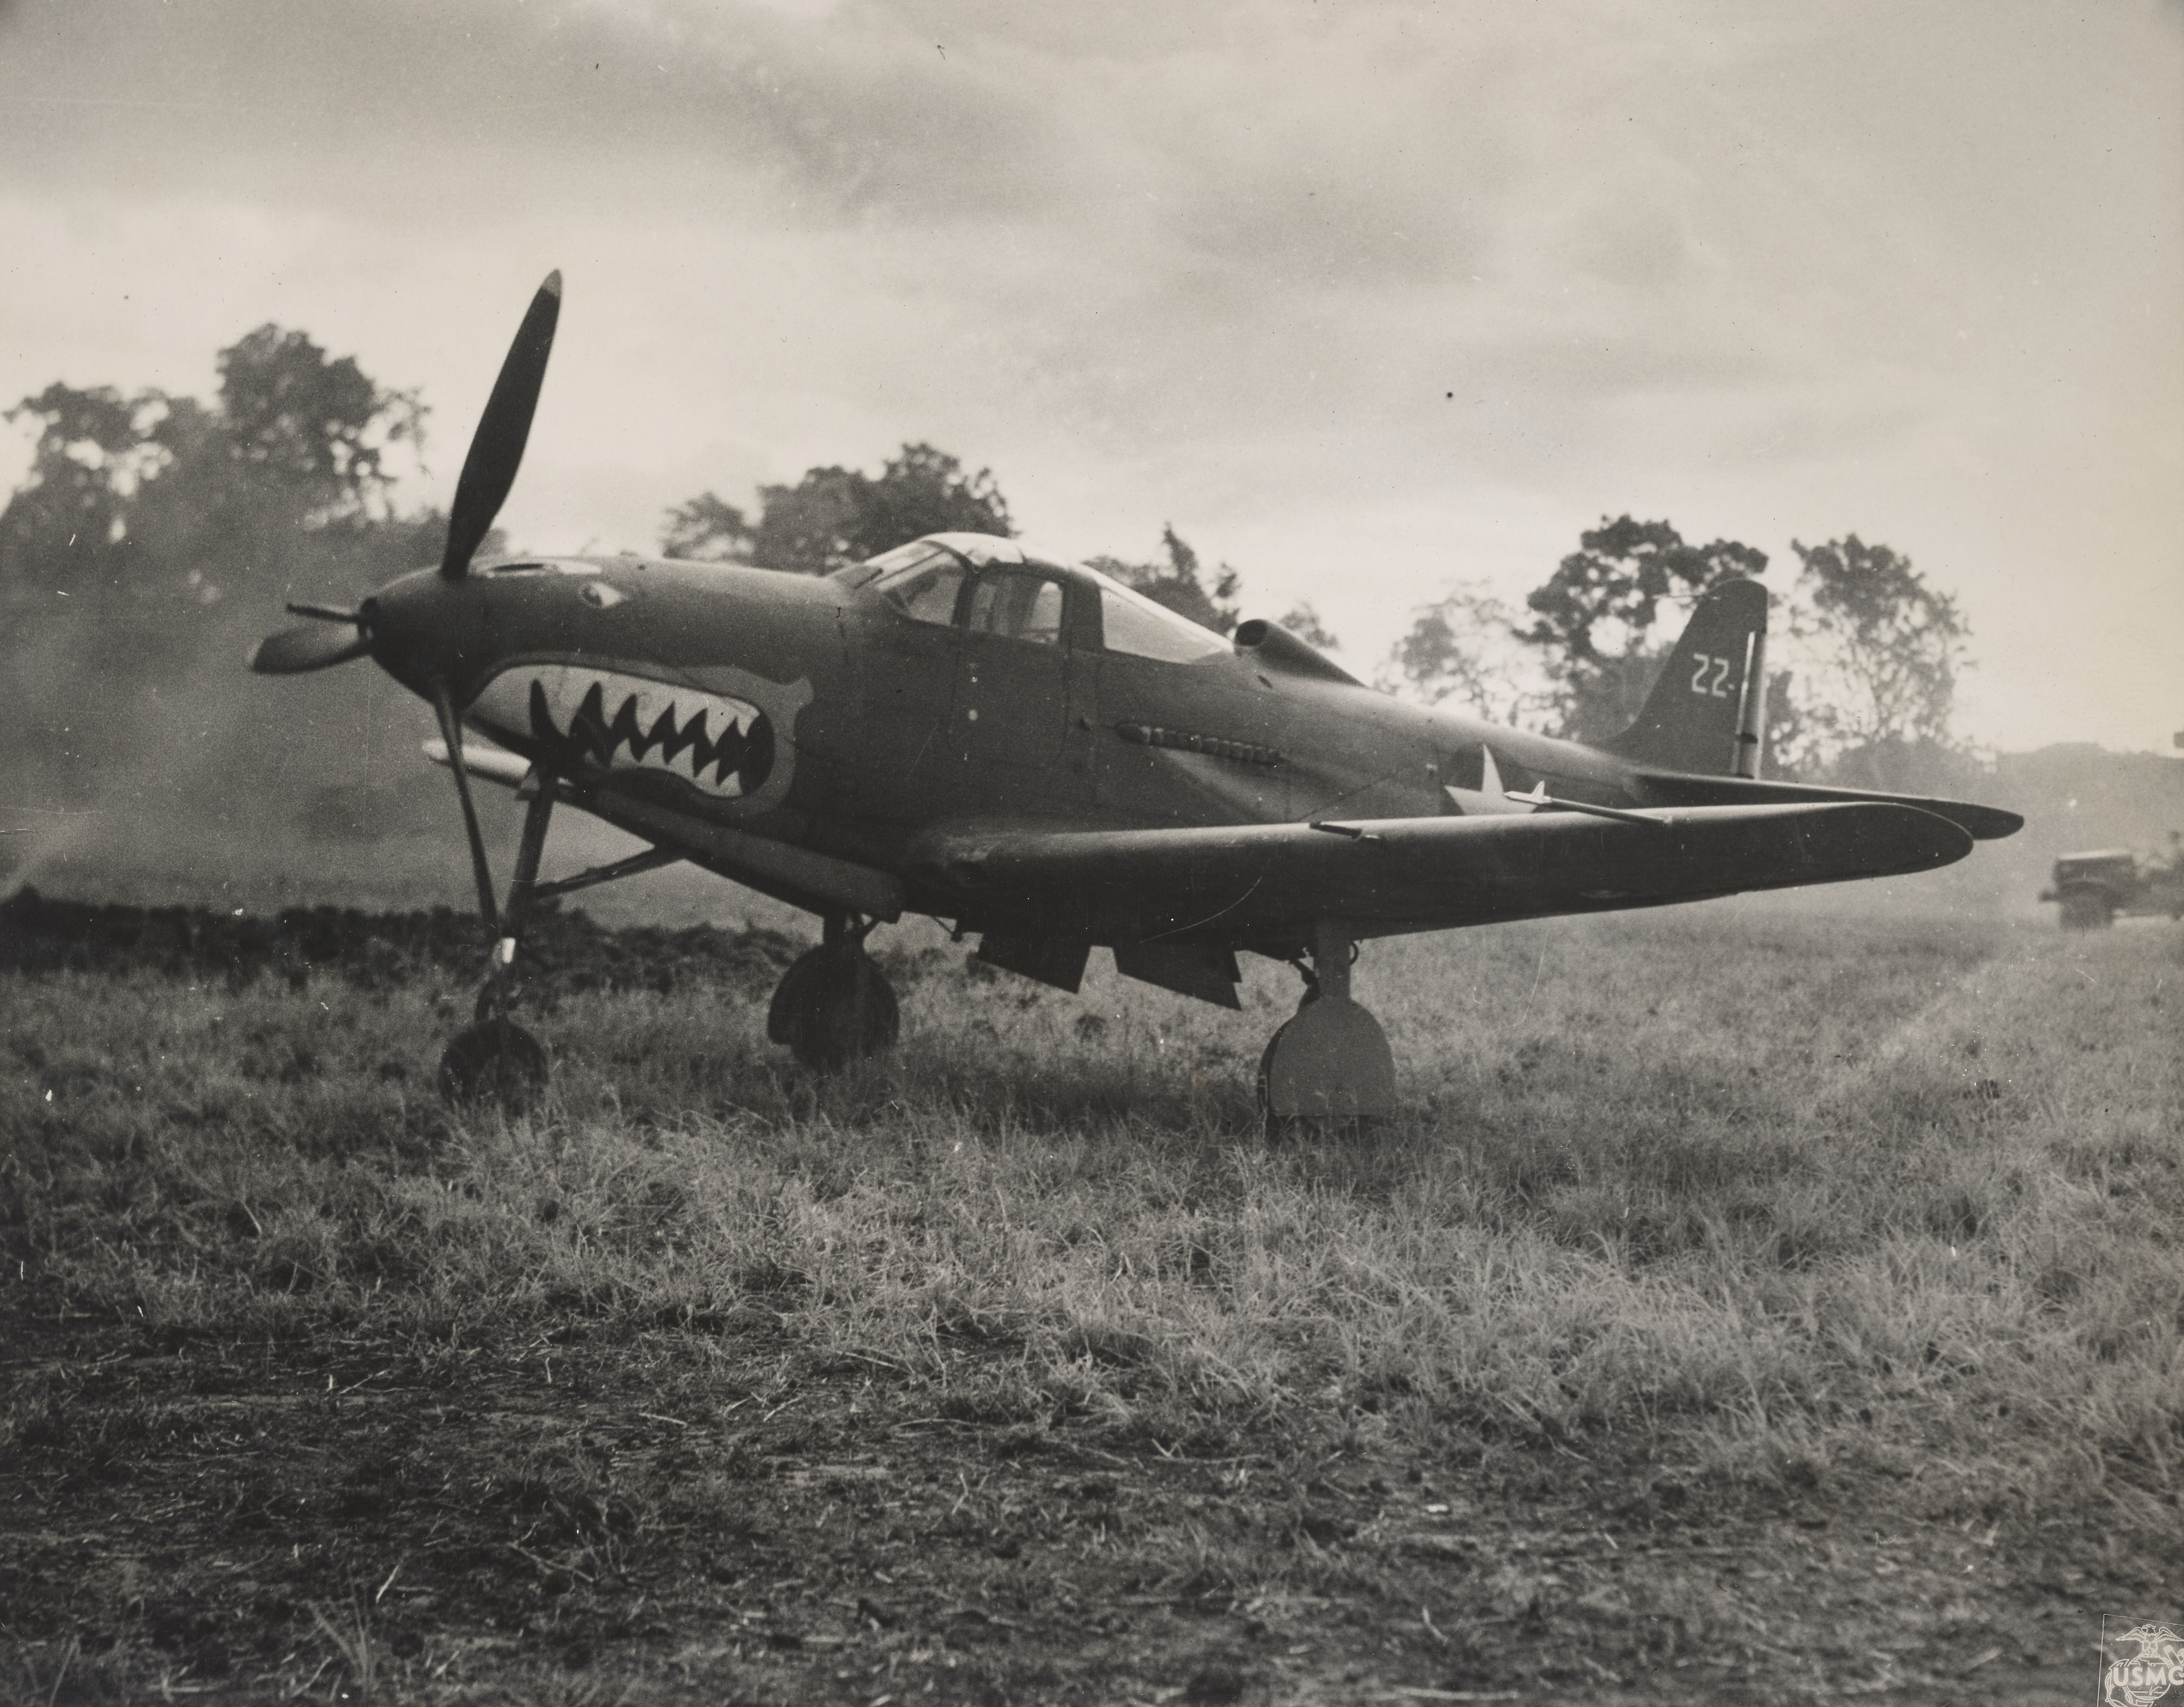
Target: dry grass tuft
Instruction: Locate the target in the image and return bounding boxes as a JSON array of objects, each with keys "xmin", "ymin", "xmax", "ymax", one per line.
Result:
[
  {"xmin": 3, "ymin": 899, "xmax": 2178, "ymax": 1697},
  {"xmin": 8, "ymin": 905, "xmax": 2177, "ymax": 1526}
]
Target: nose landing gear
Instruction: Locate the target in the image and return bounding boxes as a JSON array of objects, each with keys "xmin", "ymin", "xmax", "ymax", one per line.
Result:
[
  {"xmin": 437, "ymin": 768, "xmax": 557, "ymax": 1111},
  {"xmin": 428, "ymin": 754, "xmax": 684, "ymax": 1111},
  {"xmin": 1256, "ymin": 920, "xmax": 1396, "ymax": 1131},
  {"xmin": 767, "ymin": 913, "xmax": 900, "ymax": 1073}
]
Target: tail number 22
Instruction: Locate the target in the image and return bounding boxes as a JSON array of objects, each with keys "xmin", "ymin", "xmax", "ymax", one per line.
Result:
[{"xmin": 1689, "ymin": 653, "xmax": 1736, "ymax": 698}]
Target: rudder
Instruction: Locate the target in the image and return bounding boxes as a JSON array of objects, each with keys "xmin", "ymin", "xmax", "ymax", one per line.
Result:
[{"xmin": 1594, "ymin": 577, "xmax": 1768, "ymax": 776}]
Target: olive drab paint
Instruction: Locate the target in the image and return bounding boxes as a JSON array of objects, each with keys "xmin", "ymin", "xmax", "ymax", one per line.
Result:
[{"xmin": 250, "ymin": 272, "xmax": 2026, "ymax": 1112}]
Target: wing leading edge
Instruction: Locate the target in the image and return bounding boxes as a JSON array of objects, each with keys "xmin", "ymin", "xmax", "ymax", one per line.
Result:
[{"xmin": 911, "ymin": 801, "xmax": 1974, "ymax": 949}]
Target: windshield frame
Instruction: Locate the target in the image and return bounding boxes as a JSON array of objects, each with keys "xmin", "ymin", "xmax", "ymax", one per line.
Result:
[
  {"xmin": 836, "ymin": 537, "xmax": 1238, "ymax": 664},
  {"xmin": 830, "ymin": 539, "xmax": 963, "ymax": 591}
]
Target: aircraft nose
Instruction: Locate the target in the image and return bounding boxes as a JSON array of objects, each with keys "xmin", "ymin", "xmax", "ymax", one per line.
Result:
[{"xmin": 364, "ymin": 567, "xmax": 494, "ymax": 696}]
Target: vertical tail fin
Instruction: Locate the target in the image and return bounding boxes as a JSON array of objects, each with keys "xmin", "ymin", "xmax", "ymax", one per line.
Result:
[{"xmin": 1594, "ymin": 577, "xmax": 1769, "ymax": 776}]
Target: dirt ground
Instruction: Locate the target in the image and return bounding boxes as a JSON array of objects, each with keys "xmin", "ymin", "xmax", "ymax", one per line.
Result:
[{"xmin": 1, "ymin": 1287, "xmax": 2144, "ymax": 1705}]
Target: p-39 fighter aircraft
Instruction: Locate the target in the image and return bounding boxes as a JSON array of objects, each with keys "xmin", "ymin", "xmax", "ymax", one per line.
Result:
[{"xmin": 251, "ymin": 274, "xmax": 2023, "ymax": 1117}]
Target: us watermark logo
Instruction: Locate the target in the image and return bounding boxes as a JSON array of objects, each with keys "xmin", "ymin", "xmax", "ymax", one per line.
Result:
[{"xmin": 2104, "ymin": 1621, "xmax": 2184, "ymax": 1707}]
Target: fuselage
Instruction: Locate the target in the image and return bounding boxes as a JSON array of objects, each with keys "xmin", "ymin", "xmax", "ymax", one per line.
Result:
[{"xmin": 360, "ymin": 533, "xmax": 1657, "ymax": 929}]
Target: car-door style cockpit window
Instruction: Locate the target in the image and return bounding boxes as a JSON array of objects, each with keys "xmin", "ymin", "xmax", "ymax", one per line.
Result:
[
  {"xmin": 872, "ymin": 557, "xmax": 968, "ymax": 627},
  {"xmin": 1084, "ymin": 568, "xmax": 1230, "ymax": 663},
  {"xmin": 966, "ymin": 572, "xmax": 1065, "ymax": 646}
]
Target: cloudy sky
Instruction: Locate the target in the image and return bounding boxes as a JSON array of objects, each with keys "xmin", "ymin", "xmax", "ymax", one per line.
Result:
[{"xmin": 3, "ymin": 0, "xmax": 2178, "ymax": 754}]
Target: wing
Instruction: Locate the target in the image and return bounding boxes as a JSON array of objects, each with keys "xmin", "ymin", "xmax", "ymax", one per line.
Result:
[{"xmin": 910, "ymin": 801, "xmax": 1974, "ymax": 948}]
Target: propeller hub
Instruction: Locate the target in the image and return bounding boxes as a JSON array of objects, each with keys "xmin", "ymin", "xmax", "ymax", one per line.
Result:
[{"xmin": 364, "ymin": 568, "xmax": 494, "ymax": 700}]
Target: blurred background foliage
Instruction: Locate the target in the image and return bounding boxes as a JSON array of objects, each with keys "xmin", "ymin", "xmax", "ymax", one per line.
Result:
[{"xmin": 2, "ymin": 324, "xmax": 2170, "ymax": 910}]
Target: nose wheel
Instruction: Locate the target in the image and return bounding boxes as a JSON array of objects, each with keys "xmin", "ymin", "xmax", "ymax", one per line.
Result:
[
  {"xmin": 438, "ymin": 1013, "xmax": 550, "ymax": 1109},
  {"xmin": 767, "ymin": 914, "xmax": 900, "ymax": 1073},
  {"xmin": 435, "ymin": 740, "xmax": 558, "ymax": 1112}
]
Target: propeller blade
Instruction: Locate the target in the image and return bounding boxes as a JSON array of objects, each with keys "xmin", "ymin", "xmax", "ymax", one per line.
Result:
[
  {"xmin": 249, "ymin": 624, "xmax": 372, "ymax": 675},
  {"xmin": 440, "ymin": 270, "xmax": 562, "ymax": 580},
  {"xmin": 284, "ymin": 601, "xmax": 363, "ymax": 624},
  {"xmin": 431, "ymin": 679, "xmax": 503, "ymax": 934}
]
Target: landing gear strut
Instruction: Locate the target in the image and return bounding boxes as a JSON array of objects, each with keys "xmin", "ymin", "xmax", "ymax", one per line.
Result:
[
  {"xmin": 425, "ymin": 756, "xmax": 692, "ymax": 1109},
  {"xmin": 767, "ymin": 913, "xmax": 900, "ymax": 1073},
  {"xmin": 437, "ymin": 769, "xmax": 556, "ymax": 1111},
  {"xmin": 1256, "ymin": 919, "xmax": 1396, "ymax": 1130}
]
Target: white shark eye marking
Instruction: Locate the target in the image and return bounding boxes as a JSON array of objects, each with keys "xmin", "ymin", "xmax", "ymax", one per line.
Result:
[
  {"xmin": 470, "ymin": 664, "xmax": 775, "ymax": 801},
  {"xmin": 579, "ymin": 581, "xmax": 626, "ymax": 608}
]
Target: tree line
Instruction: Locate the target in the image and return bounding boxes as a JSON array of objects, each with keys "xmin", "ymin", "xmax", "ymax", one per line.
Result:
[
  {"xmin": 661, "ymin": 464, "xmax": 1338, "ymax": 648},
  {"xmin": 662, "ymin": 455, "xmax": 1974, "ymax": 787},
  {"xmin": 1381, "ymin": 517, "xmax": 1974, "ymax": 787},
  {"xmin": 1, "ymin": 327, "xmax": 443, "ymax": 691},
  {"xmin": 2, "ymin": 323, "xmax": 1974, "ymax": 796}
]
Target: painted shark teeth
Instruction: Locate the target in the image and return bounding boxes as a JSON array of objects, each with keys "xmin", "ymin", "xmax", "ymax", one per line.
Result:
[{"xmin": 469, "ymin": 664, "xmax": 774, "ymax": 800}]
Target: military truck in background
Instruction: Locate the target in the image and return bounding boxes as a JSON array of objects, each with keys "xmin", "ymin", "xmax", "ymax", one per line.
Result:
[{"xmin": 2041, "ymin": 840, "xmax": 2184, "ymax": 929}]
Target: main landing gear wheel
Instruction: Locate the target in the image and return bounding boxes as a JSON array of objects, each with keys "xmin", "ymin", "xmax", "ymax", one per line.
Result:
[
  {"xmin": 1254, "ymin": 985, "xmax": 1315, "ymax": 1116},
  {"xmin": 1256, "ymin": 923, "xmax": 1396, "ymax": 1136},
  {"xmin": 438, "ymin": 1015, "xmax": 550, "ymax": 1112},
  {"xmin": 768, "ymin": 917, "xmax": 899, "ymax": 1074}
]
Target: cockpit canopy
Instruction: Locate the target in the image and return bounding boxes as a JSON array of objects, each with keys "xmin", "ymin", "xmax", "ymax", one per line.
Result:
[{"xmin": 835, "ymin": 533, "xmax": 1229, "ymax": 663}]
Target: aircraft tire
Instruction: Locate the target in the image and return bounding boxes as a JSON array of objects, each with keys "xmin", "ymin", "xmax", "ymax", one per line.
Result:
[
  {"xmin": 1253, "ymin": 1021, "xmax": 1321, "ymax": 1143},
  {"xmin": 771, "ymin": 945, "xmax": 900, "ymax": 1073},
  {"xmin": 1255, "ymin": 987, "xmax": 1375, "ymax": 1140},
  {"xmin": 437, "ymin": 1016, "xmax": 550, "ymax": 1112},
  {"xmin": 1253, "ymin": 1022, "xmax": 1288, "ymax": 1125},
  {"xmin": 1258, "ymin": 992, "xmax": 1396, "ymax": 1135},
  {"xmin": 767, "ymin": 947, "xmax": 832, "ymax": 1045}
]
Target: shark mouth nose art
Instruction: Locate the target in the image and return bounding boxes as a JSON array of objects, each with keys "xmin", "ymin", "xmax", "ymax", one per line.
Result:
[{"xmin": 480, "ymin": 664, "xmax": 776, "ymax": 799}]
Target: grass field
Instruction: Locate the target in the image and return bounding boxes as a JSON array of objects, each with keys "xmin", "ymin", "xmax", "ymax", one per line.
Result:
[{"xmin": 2, "ymin": 894, "xmax": 2178, "ymax": 1704}]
